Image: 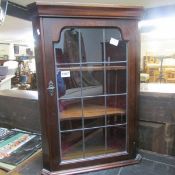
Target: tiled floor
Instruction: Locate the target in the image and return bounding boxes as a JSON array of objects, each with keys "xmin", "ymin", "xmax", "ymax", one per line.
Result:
[
  {"xmin": 82, "ymin": 150, "xmax": 175, "ymax": 175},
  {"xmin": 14, "ymin": 150, "xmax": 175, "ymax": 175},
  {"xmin": 82, "ymin": 158, "xmax": 175, "ymax": 175}
]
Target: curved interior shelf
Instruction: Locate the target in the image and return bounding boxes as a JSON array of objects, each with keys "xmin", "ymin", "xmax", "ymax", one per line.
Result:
[
  {"xmin": 58, "ymin": 66, "xmax": 126, "ymax": 71},
  {"xmin": 59, "ymin": 104, "xmax": 125, "ymax": 120}
]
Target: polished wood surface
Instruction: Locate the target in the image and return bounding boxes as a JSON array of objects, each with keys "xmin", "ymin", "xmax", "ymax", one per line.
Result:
[
  {"xmin": 41, "ymin": 157, "xmax": 141, "ymax": 175},
  {"xmin": 32, "ymin": 4, "xmax": 142, "ymax": 173},
  {"xmin": 32, "ymin": 4, "xmax": 143, "ymax": 19},
  {"xmin": 58, "ymin": 66, "xmax": 126, "ymax": 71},
  {"xmin": 60, "ymin": 104, "xmax": 125, "ymax": 120}
]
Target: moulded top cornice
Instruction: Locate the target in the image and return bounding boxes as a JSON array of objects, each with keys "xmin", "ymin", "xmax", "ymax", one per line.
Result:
[
  {"xmin": 35, "ymin": 0, "xmax": 142, "ymax": 8},
  {"xmin": 30, "ymin": 3, "xmax": 143, "ymax": 20}
]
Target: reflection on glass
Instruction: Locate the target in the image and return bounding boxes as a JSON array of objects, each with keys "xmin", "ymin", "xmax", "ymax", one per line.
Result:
[
  {"xmin": 56, "ymin": 70, "xmax": 66, "ymax": 98},
  {"xmin": 80, "ymin": 28, "xmax": 103, "ymax": 62},
  {"xmin": 85, "ymin": 117, "xmax": 105, "ymax": 128},
  {"xmin": 83, "ymin": 96, "xmax": 105, "ymax": 117},
  {"xmin": 106, "ymin": 63, "xmax": 126, "ymax": 94},
  {"xmin": 107, "ymin": 114, "xmax": 126, "ymax": 126},
  {"xmin": 57, "ymin": 66, "xmax": 81, "ymax": 98},
  {"xmin": 55, "ymin": 27, "xmax": 128, "ymax": 162},
  {"xmin": 107, "ymin": 126, "xmax": 126, "ymax": 154},
  {"xmin": 61, "ymin": 131, "xmax": 83, "ymax": 160},
  {"xmin": 101, "ymin": 28, "xmax": 126, "ymax": 62},
  {"xmin": 106, "ymin": 95, "xmax": 126, "ymax": 126},
  {"xmin": 61, "ymin": 119, "xmax": 82, "ymax": 131},
  {"xmin": 59, "ymin": 99, "xmax": 82, "ymax": 130},
  {"xmin": 83, "ymin": 97, "xmax": 105, "ymax": 128},
  {"xmin": 55, "ymin": 28, "xmax": 81, "ymax": 64},
  {"xmin": 104, "ymin": 41, "xmax": 127, "ymax": 62},
  {"xmin": 105, "ymin": 28, "xmax": 122, "ymax": 43},
  {"xmin": 85, "ymin": 128, "xmax": 105, "ymax": 157},
  {"xmin": 81, "ymin": 64, "xmax": 104, "ymax": 96},
  {"xmin": 106, "ymin": 95, "xmax": 126, "ymax": 111}
]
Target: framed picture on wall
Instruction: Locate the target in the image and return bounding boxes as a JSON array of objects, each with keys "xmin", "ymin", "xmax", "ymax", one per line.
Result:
[{"xmin": 14, "ymin": 45, "xmax": 19, "ymax": 54}]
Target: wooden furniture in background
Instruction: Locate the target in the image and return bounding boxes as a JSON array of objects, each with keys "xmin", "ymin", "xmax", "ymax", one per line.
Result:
[
  {"xmin": 143, "ymin": 55, "xmax": 175, "ymax": 83},
  {"xmin": 165, "ymin": 70, "xmax": 175, "ymax": 83}
]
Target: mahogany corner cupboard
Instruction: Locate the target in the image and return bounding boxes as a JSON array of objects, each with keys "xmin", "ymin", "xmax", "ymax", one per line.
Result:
[{"xmin": 31, "ymin": 4, "xmax": 143, "ymax": 175}]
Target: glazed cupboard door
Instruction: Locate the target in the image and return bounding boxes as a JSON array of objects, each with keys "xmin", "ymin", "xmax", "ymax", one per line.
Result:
[
  {"xmin": 55, "ymin": 28, "xmax": 127, "ymax": 161},
  {"xmin": 32, "ymin": 5, "xmax": 142, "ymax": 173}
]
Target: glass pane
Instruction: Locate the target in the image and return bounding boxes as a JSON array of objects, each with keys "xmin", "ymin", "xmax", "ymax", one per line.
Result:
[
  {"xmin": 107, "ymin": 114, "xmax": 126, "ymax": 126},
  {"xmin": 104, "ymin": 29, "xmax": 127, "ymax": 62},
  {"xmin": 83, "ymin": 96, "xmax": 105, "ymax": 115},
  {"xmin": 106, "ymin": 95, "xmax": 126, "ymax": 126},
  {"xmin": 105, "ymin": 28, "xmax": 122, "ymax": 42},
  {"xmin": 106, "ymin": 95, "xmax": 126, "ymax": 110},
  {"xmin": 55, "ymin": 28, "xmax": 81, "ymax": 64},
  {"xmin": 54, "ymin": 27, "xmax": 127, "ymax": 162},
  {"xmin": 85, "ymin": 117, "xmax": 105, "ymax": 128},
  {"xmin": 85, "ymin": 128, "xmax": 105, "ymax": 157},
  {"xmin": 81, "ymin": 63, "xmax": 104, "ymax": 96},
  {"xmin": 59, "ymin": 99, "xmax": 82, "ymax": 130},
  {"xmin": 56, "ymin": 65, "xmax": 81, "ymax": 98},
  {"xmin": 80, "ymin": 28, "xmax": 103, "ymax": 63},
  {"xmin": 106, "ymin": 63, "xmax": 127, "ymax": 94},
  {"xmin": 107, "ymin": 125, "xmax": 126, "ymax": 154},
  {"xmin": 83, "ymin": 96, "xmax": 105, "ymax": 128},
  {"xmin": 61, "ymin": 131, "xmax": 83, "ymax": 160}
]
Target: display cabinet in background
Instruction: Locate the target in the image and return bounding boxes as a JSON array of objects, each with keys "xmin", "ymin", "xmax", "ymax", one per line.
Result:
[{"xmin": 31, "ymin": 3, "xmax": 142, "ymax": 174}]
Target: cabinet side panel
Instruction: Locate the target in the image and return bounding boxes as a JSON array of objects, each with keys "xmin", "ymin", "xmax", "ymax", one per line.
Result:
[
  {"xmin": 122, "ymin": 20, "xmax": 140, "ymax": 157},
  {"xmin": 32, "ymin": 17, "xmax": 60, "ymax": 170}
]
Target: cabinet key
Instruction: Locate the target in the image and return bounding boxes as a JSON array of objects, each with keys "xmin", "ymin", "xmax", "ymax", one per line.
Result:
[{"xmin": 47, "ymin": 81, "xmax": 55, "ymax": 96}]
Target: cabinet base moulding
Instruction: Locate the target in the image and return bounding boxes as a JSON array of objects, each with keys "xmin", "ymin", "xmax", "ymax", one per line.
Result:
[{"xmin": 41, "ymin": 154, "xmax": 142, "ymax": 175}]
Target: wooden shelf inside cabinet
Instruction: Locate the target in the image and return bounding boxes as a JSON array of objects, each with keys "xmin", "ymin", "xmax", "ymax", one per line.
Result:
[
  {"xmin": 58, "ymin": 66, "xmax": 126, "ymax": 72},
  {"xmin": 59, "ymin": 104, "xmax": 125, "ymax": 120}
]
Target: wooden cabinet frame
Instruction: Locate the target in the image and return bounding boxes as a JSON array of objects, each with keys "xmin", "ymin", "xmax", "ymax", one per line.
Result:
[{"xmin": 30, "ymin": 4, "xmax": 142, "ymax": 175}]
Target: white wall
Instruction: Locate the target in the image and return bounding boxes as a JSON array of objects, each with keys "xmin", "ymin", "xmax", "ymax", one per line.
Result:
[
  {"xmin": 140, "ymin": 16, "xmax": 175, "ymax": 70},
  {"xmin": 0, "ymin": 43, "xmax": 10, "ymax": 59}
]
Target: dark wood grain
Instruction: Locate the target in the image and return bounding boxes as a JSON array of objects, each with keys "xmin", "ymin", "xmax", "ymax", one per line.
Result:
[
  {"xmin": 60, "ymin": 104, "xmax": 125, "ymax": 120},
  {"xmin": 31, "ymin": 4, "xmax": 142, "ymax": 174},
  {"xmin": 31, "ymin": 4, "xmax": 143, "ymax": 19},
  {"xmin": 41, "ymin": 157, "xmax": 141, "ymax": 175},
  {"xmin": 58, "ymin": 65, "xmax": 126, "ymax": 71}
]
